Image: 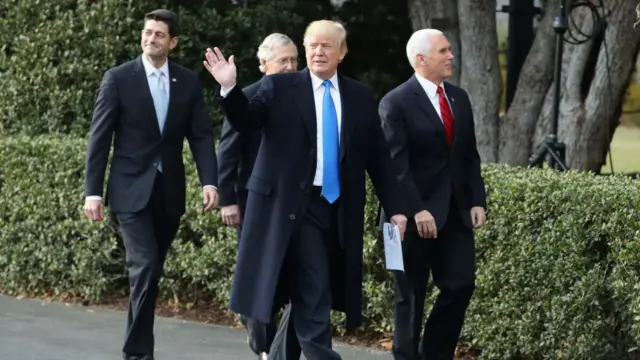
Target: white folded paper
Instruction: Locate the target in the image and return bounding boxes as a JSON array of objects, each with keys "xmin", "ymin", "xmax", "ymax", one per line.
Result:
[{"xmin": 383, "ymin": 222, "xmax": 404, "ymax": 272}]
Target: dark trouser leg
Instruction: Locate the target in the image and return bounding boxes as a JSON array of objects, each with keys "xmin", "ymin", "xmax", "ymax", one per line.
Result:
[
  {"xmin": 421, "ymin": 202, "xmax": 476, "ymax": 360},
  {"xmin": 269, "ymin": 190, "xmax": 340, "ymax": 360},
  {"xmin": 118, "ymin": 172, "xmax": 180, "ymax": 359},
  {"xmin": 263, "ymin": 304, "xmax": 281, "ymax": 352},
  {"xmin": 268, "ymin": 304, "xmax": 301, "ymax": 360},
  {"xmin": 392, "ymin": 232, "xmax": 432, "ymax": 360},
  {"xmin": 243, "ymin": 316, "xmax": 279, "ymax": 355}
]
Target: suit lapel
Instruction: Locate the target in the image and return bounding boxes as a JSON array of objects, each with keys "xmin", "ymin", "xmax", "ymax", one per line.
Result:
[
  {"xmin": 292, "ymin": 69, "xmax": 318, "ymax": 147},
  {"xmin": 132, "ymin": 56, "xmax": 161, "ymax": 138},
  {"xmin": 165, "ymin": 61, "xmax": 180, "ymax": 137},
  {"xmin": 337, "ymin": 74, "xmax": 354, "ymax": 162},
  {"xmin": 409, "ymin": 76, "xmax": 447, "ymax": 142},
  {"xmin": 443, "ymin": 82, "xmax": 461, "ymax": 147}
]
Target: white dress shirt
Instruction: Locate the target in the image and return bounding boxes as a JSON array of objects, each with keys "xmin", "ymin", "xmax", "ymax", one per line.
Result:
[
  {"xmin": 414, "ymin": 73, "xmax": 452, "ymax": 123},
  {"xmin": 310, "ymin": 71, "xmax": 342, "ymax": 186}
]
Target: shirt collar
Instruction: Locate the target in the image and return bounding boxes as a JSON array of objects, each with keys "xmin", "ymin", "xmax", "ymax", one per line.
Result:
[
  {"xmin": 414, "ymin": 73, "xmax": 444, "ymax": 99},
  {"xmin": 142, "ymin": 55, "xmax": 169, "ymax": 78},
  {"xmin": 310, "ymin": 70, "xmax": 339, "ymax": 91}
]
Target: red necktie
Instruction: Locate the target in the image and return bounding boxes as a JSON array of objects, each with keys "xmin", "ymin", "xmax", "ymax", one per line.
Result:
[{"xmin": 437, "ymin": 87, "xmax": 454, "ymax": 147}]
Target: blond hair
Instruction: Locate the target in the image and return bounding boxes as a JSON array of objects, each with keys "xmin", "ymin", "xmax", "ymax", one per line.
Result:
[{"xmin": 303, "ymin": 20, "xmax": 348, "ymax": 55}]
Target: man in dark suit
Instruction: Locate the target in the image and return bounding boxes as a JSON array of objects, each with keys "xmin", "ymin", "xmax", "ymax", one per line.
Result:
[
  {"xmin": 216, "ymin": 32, "xmax": 300, "ymax": 360},
  {"xmin": 83, "ymin": 9, "xmax": 218, "ymax": 360},
  {"xmin": 379, "ymin": 29, "xmax": 487, "ymax": 360},
  {"xmin": 204, "ymin": 20, "xmax": 408, "ymax": 360}
]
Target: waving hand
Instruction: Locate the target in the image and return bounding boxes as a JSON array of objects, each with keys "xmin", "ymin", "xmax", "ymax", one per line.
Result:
[{"xmin": 203, "ymin": 47, "xmax": 237, "ymax": 90}]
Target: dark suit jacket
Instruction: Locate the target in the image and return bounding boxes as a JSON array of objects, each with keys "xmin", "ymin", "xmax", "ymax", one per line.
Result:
[
  {"xmin": 217, "ymin": 78, "xmax": 263, "ymax": 209},
  {"xmin": 218, "ymin": 68, "xmax": 405, "ymax": 329},
  {"xmin": 379, "ymin": 75, "xmax": 486, "ymax": 230},
  {"xmin": 84, "ymin": 55, "xmax": 217, "ymax": 217}
]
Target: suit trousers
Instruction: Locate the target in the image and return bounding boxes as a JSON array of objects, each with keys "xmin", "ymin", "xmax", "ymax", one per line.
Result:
[
  {"xmin": 392, "ymin": 199, "xmax": 476, "ymax": 360},
  {"xmin": 268, "ymin": 187, "xmax": 340, "ymax": 360},
  {"xmin": 116, "ymin": 171, "xmax": 181, "ymax": 359}
]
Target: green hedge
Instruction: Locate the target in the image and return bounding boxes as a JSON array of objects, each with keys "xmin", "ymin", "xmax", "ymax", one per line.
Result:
[
  {"xmin": 2, "ymin": 135, "xmax": 640, "ymax": 359},
  {"xmin": 0, "ymin": 0, "xmax": 413, "ymax": 136},
  {"xmin": 0, "ymin": 0, "xmax": 324, "ymax": 136}
]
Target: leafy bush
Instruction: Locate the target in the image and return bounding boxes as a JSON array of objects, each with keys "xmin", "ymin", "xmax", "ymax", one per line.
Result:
[
  {"xmin": 2, "ymin": 135, "xmax": 640, "ymax": 359},
  {"xmin": 0, "ymin": 0, "xmax": 312, "ymax": 136},
  {"xmin": 0, "ymin": 0, "xmax": 417, "ymax": 136}
]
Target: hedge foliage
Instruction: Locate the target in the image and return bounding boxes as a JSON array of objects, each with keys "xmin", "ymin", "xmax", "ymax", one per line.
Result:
[
  {"xmin": 2, "ymin": 135, "xmax": 640, "ymax": 359},
  {"xmin": 0, "ymin": 0, "xmax": 412, "ymax": 137},
  {"xmin": 0, "ymin": 0, "xmax": 328, "ymax": 136}
]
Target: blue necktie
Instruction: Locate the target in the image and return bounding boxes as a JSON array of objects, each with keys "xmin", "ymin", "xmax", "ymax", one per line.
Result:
[
  {"xmin": 153, "ymin": 70, "xmax": 168, "ymax": 133},
  {"xmin": 321, "ymin": 80, "xmax": 340, "ymax": 203},
  {"xmin": 152, "ymin": 70, "xmax": 168, "ymax": 172}
]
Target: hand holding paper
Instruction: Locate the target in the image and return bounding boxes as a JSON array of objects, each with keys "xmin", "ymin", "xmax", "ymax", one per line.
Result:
[
  {"xmin": 389, "ymin": 214, "xmax": 407, "ymax": 240},
  {"xmin": 383, "ymin": 222, "xmax": 404, "ymax": 272}
]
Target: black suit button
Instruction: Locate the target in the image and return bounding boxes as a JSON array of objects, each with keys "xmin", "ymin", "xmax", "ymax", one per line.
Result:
[
  {"xmin": 299, "ymin": 182, "xmax": 306, "ymax": 189},
  {"xmin": 289, "ymin": 214, "xmax": 296, "ymax": 220}
]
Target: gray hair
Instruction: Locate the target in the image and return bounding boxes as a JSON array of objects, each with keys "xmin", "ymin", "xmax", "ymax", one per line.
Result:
[
  {"xmin": 406, "ymin": 29, "xmax": 443, "ymax": 69},
  {"xmin": 257, "ymin": 33, "xmax": 296, "ymax": 72}
]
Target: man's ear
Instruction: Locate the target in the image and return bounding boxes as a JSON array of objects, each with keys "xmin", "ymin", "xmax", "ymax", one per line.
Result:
[{"xmin": 169, "ymin": 36, "xmax": 179, "ymax": 50}]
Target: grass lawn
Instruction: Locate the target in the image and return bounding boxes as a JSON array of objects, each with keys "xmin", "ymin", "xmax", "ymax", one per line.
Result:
[{"xmin": 601, "ymin": 121, "xmax": 640, "ymax": 174}]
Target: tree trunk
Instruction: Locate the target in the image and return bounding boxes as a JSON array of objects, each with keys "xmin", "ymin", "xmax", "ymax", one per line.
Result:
[
  {"xmin": 498, "ymin": 0, "xmax": 558, "ymax": 164},
  {"xmin": 407, "ymin": 0, "xmax": 461, "ymax": 85},
  {"xmin": 407, "ymin": 0, "xmax": 501, "ymax": 162},
  {"xmin": 500, "ymin": 0, "xmax": 640, "ymax": 171},
  {"xmin": 458, "ymin": 0, "xmax": 502, "ymax": 162},
  {"xmin": 575, "ymin": 0, "xmax": 640, "ymax": 171},
  {"xmin": 531, "ymin": 5, "xmax": 596, "ymax": 166}
]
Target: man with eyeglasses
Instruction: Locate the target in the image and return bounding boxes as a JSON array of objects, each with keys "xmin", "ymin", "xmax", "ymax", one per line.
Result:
[{"xmin": 216, "ymin": 32, "xmax": 300, "ymax": 360}]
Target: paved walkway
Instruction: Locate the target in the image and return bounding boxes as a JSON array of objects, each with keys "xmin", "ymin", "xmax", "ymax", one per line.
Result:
[{"xmin": 0, "ymin": 295, "xmax": 388, "ymax": 359}]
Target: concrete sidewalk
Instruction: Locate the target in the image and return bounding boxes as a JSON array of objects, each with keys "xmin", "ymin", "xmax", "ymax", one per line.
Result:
[{"xmin": 0, "ymin": 295, "xmax": 388, "ymax": 360}]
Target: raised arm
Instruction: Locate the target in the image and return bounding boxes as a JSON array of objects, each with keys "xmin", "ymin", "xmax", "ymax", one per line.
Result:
[{"xmin": 204, "ymin": 47, "xmax": 270, "ymax": 133}]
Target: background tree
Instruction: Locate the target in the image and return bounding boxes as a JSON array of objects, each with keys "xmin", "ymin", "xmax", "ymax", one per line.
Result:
[
  {"xmin": 408, "ymin": 0, "xmax": 640, "ymax": 171},
  {"xmin": 500, "ymin": 0, "xmax": 640, "ymax": 171},
  {"xmin": 407, "ymin": 0, "xmax": 502, "ymax": 162}
]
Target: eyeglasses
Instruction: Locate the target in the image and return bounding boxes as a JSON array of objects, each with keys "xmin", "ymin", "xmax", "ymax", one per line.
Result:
[{"xmin": 273, "ymin": 57, "xmax": 298, "ymax": 65}]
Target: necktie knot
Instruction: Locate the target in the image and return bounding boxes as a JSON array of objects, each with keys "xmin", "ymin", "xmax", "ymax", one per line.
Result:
[
  {"xmin": 437, "ymin": 86, "xmax": 444, "ymax": 97},
  {"xmin": 322, "ymin": 80, "xmax": 331, "ymax": 89}
]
